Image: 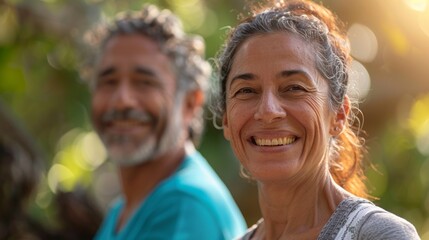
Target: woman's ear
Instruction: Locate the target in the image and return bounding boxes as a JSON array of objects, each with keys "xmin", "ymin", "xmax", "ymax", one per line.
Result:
[
  {"xmin": 330, "ymin": 95, "xmax": 351, "ymax": 136},
  {"xmin": 223, "ymin": 114, "xmax": 231, "ymax": 141}
]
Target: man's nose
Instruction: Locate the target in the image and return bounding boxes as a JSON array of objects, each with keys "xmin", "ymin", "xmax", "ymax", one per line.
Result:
[{"xmin": 110, "ymin": 81, "xmax": 138, "ymax": 110}]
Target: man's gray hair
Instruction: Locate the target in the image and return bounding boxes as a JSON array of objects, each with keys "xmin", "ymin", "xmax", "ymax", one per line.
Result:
[{"xmin": 84, "ymin": 4, "xmax": 211, "ymax": 145}]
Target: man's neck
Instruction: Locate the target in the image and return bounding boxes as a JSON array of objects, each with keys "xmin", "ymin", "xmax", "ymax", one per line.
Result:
[{"xmin": 116, "ymin": 143, "xmax": 188, "ymax": 230}]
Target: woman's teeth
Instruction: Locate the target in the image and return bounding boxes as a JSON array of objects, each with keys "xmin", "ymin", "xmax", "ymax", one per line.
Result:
[{"xmin": 255, "ymin": 136, "xmax": 296, "ymax": 146}]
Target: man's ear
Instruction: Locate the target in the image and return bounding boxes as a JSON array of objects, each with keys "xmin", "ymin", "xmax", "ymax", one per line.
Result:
[
  {"xmin": 330, "ymin": 95, "xmax": 351, "ymax": 136},
  {"xmin": 223, "ymin": 114, "xmax": 231, "ymax": 141},
  {"xmin": 183, "ymin": 90, "xmax": 204, "ymax": 122}
]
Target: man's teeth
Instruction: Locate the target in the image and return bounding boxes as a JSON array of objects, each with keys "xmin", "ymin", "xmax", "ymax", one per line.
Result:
[
  {"xmin": 255, "ymin": 137, "xmax": 296, "ymax": 146},
  {"xmin": 112, "ymin": 120, "xmax": 142, "ymax": 127}
]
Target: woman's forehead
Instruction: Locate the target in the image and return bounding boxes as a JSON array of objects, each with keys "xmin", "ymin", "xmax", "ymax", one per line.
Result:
[{"xmin": 228, "ymin": 33, "xmax": 318, "ymax": 79}]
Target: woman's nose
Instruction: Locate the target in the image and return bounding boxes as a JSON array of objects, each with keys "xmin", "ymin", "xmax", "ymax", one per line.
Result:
[{"xmin": 254, "ymin": 91, "xmax": 287, "ymax": 123}]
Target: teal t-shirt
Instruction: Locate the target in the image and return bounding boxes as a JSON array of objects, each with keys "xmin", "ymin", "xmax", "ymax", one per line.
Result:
[{"xmin": 94, "ymin": 151, "xmax": 247, "ymax": 240}]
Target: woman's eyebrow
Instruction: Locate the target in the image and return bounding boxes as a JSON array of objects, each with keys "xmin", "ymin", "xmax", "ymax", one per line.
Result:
[
  {"xmin": 229, "ymin": 73, "xmax": 255, "ymax": 87},
  {"xmin": 279, "ymin": 69, "xmax": 309, "ymax": 78},
  {"xmin": 278, "ymin": 69, "xmax": 315, "ymax": 84},
  {"xmin": 228, "ymin": 69, "xmax": 315, "ymax": 88}
]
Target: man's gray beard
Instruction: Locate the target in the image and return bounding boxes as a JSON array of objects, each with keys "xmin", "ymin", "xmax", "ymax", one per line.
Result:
[
  {"xmin": 105, "ymin": 134, "xmax": 157, "ymax": 167},
  {"xmin": 106, "ymin": 99, "xmax": 184, "ymax": 167}
]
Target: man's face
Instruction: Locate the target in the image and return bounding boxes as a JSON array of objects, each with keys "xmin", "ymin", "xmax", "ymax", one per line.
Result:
[{"xmin": 91, "ymin": 34, "xmax": 184, "ymax": 166}]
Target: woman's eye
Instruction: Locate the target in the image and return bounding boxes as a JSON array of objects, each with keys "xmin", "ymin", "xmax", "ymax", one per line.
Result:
[
  {"xmin": 236, "ymin": 88, "xmax": 255, "ymax": 95},
  {"xmin": 287, "ymin": 85, "xmax": 306, "ymax": 92}
]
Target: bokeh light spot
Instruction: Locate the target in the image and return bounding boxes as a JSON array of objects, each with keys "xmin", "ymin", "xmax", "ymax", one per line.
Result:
[
  {"xmin": 347, "ymin": 23, "xmax": 378, "ymax": 62},
  {"xmin": 348, "ymin": 60, "xmax": 371, "ymax": 100},
  {"xmin": 0, "ymin": 6, "xmax": 18, "ymax": 44},
  {"xmin": 403, "ymin": 0, "xmax": 428, "ymax": 12},
  {"xmin": 47, "ymin": 163, "xmax": 74, "ymax": 193},
  {"xmin": 168, "ymin": 0, "xmax": 206, "ymax": 32},
  {"xmin": 383, "ymin": 24, "xmax": 410, "ymax": 56},
  {"xmin": 80, "ymin": 131, "xmax": 107, "ymax": 170},
  {"xmin": 419, "ymin": 8, "xmax": 429, "ymax": 37},
  {"xmin": 197, "ymin": 8, "xmax": 219, "ymax": 37},
  {"xmin": 408, "ymin": 95, "xmax": 429, "ymax": 155},
  {"xmin": 57, "ymin": 128, "xmax": 82, "ymax": 151},
  {"xmin": 51, "ymin": 128, "xmax": 98, "ymax": 192}
]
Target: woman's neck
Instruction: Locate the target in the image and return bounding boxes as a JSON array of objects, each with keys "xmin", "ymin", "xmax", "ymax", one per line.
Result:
[{"xmin": 255, "ymin": 174, "xmax": 352, "ymax": 240}]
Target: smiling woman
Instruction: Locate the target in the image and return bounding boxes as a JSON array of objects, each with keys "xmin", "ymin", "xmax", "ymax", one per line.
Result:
[
  {"xmin": 222, "ymin": 32, "xmax": 334, "ymax": 182},
  {"xmin": 210, "ymin": 0, "xmax": 420, "ymax": 239}
]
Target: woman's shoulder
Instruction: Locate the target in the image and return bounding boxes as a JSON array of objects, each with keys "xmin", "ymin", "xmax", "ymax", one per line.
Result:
[
  {"xmin": 319, "ymin": 197, "xmax": 420, "ymax": 240},
  {"xmin": 358, "ymin": 207, "xmax": 420, "ymax": 239}
]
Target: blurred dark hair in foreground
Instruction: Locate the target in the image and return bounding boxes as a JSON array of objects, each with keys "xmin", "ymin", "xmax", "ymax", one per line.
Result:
[{"xmin": 0, "ymin": 100, "xmax": 102, "ymax": 239}]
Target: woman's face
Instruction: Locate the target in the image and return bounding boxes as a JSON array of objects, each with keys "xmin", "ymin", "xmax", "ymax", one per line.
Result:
[{"xmin": 223, "ymin": 32, "xmax": 341, "ymax": 182}]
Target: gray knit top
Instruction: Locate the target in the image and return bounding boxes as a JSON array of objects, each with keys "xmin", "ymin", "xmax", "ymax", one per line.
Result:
[{"xmin": 238, "ymin": 197, "xmax": 420, "ymax": 240}]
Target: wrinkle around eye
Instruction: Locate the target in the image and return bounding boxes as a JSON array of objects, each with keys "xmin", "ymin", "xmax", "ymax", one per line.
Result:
[
  {"xmin": 288, "ymin": 85, "xmax": 308, "ymax": 92},
  {"xmin": 278, "ymin": 86, "xmax": 320, "ymax": 102},
  {"xmin": 230, "ymin": 87, "xmax": 259, "ymax": 100},
  {"xmin": 237, "ymin": 87, "xmax": 256, "ymax": 94},
  {"xmin": 134, "ymin": 77, "xmax": 162, "ymax": 89},
  {"xmin": 288, "ymin": 82, "xmax": 319, "ymax": 92},
  {"xmin": 96, "ymin": 77, "xmax": 117, "ymax": 89}
]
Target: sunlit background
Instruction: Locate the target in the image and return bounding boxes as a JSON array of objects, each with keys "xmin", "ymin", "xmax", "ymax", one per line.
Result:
[{"xmin": 1, "ymin": 0, "xmax": 429, "ymax": 238}]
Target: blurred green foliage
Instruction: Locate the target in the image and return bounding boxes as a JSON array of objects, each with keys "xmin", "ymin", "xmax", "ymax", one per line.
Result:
[{"xmin": 1, "ymin": 0, "xmax": 428, "ymax": 238}]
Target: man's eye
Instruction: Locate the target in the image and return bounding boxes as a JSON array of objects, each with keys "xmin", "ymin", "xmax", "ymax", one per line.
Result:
[
  {"xmin": 135, "ymin": 78, "xmax": 158, "ymax": 87},
  {"xmin": 136, "ymin": 79, "xmax": 151, "ymax": 85},
  {"xmin": 97, "ymin": 78, "xmax": 117, "ymax": 87}
]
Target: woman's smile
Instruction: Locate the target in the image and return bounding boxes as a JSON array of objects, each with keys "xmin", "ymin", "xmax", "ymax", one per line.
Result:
[
  {"xmin": 223, "ymin": 32, "xmax": 333, "ymax": 181},
  {"xmin": 251, "ymin": 136, "xmax": 297, "ymax": 146}
]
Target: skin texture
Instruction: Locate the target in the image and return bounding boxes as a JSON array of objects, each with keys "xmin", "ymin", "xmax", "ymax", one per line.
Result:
[
  {"xmin": 92, "ymin": 34, "xmax": 179, "ymax": 166},
  {"xmin": 91, "ymin": 34, "xmax": 203, "ymax": 230},
  {"xmin": 223, "ymin": 32, "xmax": 351, "ymax": 239}
]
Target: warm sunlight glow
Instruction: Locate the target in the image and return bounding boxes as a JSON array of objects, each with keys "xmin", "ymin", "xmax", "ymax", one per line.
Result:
[
  {"xmin": 168, "ymin": 0, "xmax": 206, "ymax": 32},
  {"xmin": 80, "ymin": 131, "xmax": 107, "ymax": 169},
  {"xmin": 419, "ymin": 9, "xmax": 429, "ymax": 37},
  {"xmin": 51, "ymin": 128, "xmax": 101, "ymax": 193},
  {"xmin": 403, "ymin": 0, "xmax": 428, "ymax": 12},
  {"xmin": 347, "ymin": 23, "xmax": 378, "ymax": 62},
  {"xmin": 408, "ymin": 94, "xmax": 429, "ymax": 156},
  {"xmin": 48, "ymin": 163, "xmax": 74, "ymax": 193},
  {"xmin": 0, "ymin": 6, "xmax": 17, "ymax": 44},
  {"xmin": 348, "ymin": 60, "xmax": 371, "ymax": 100},
  {"xmin": 383, "ymin": 24, "xmax": 410, "ymax": 56}
]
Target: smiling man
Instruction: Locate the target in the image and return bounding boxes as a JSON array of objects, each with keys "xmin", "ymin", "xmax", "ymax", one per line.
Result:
[{"xmin": 87, "ymin": 5, "xmax": 246, "ymax": 240}]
